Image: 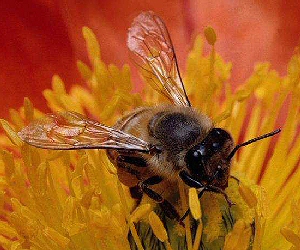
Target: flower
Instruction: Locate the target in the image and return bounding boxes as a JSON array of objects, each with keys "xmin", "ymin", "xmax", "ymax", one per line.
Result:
[
  {"xmin": 1, "ymin": 1, "xmax": 300, "ymax": 118},
  {"xmin": 0, "ymin": 24, "xmax": 300, "ymax": 250}
]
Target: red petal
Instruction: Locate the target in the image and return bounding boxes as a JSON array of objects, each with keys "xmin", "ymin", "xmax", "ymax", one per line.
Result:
[
  {"xmin": 1, "ymin": 0, "xmax": 299, "ymax": 119},
  {"xmin": 185, "ymin": 0, "xmax": 300, "ymax": 84}
]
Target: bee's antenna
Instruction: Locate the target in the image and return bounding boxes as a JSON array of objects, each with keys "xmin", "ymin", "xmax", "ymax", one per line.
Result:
[{"xmin": 227, "ymin": 129, "xmax": 281, "ymax": 161}]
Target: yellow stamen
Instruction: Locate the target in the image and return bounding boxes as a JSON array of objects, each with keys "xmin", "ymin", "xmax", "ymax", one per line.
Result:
[
  {"xmin": 188, "ymin": 189, "xmax": 203, "ymax": 250},
  {"xmin": 178, "ymin": 180, "xmax": 193, "ymax": 250},
  {"xmin": 130, "ymin": 204, "xmax": 151, "ymax": 223},
  {"xmin": 192, "ymin": 223, "xmax": 203, "ymax": 250},
  {"xmin": 238, "ymin": 184, "xmax": 257, "ymax": 208},
  {"xmin": 43, "ymin": 226, "xmax": 70, "ymax": 248},
  {"xmin": 281, "ymin": 227, "xmax": 300, "ymax": 248},
  {"xmin": 0, "ymin": 120, "xmax": 22, "ymax": 146},
  {"xmin": 116, "ymin": 180, "xmax": 144, "ymax": 250},
  {"xmin": 223, "ymin": 220, "xmax": 252, "ymax": 250},
  {"xmin": 188, "ymin": 188, "xmax": 202, "ymax": 220},
  {"xmin": 204, "ymin": 26, "xmax": 217, "ymax": 46},
  {"xmin": 23, "ymin": 97, "xmax": 34, "ymax": 122},
  {"xmin": 82, "ymin": 26, "xmax": 101, "ymax": 62},
  {"xmin": 148, "ymin": 211, "xmax": 173, "ymax": 250},
  {"xmin": 148, "ymin": 211, "xmax": 168, "ymax": 242},
  {"xmin": 77, "ymin": 60, "xmax": 93, "ymax": 81}
]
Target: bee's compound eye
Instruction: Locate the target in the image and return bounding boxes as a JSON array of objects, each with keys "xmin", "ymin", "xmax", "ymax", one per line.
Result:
[
  {"xmin": 215, "ymin": 129, "xmax": 221, "ymax": 135},
  {"xmin": 210, "ymin": 128, "xmax": 232, "ymax": 143},
  {"xmin": 185, "ymin": 145, "xmax": 205, "ymax": 175},
  {"xmin": 207, "ymin": 128, "xmax": 233, "ymax": 153}
]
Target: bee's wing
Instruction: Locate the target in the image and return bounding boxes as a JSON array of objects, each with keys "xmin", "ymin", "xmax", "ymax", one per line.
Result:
[
  {"xmin": 128, "ymin": 11, "xmax": 191, "ymax": 107},
  {"xmin": 18, "ymin": 111, "xmax": 151, "ymax": 152}
]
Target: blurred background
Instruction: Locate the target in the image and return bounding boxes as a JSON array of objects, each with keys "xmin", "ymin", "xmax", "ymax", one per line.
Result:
[{"xmin": 0, "ymin": 0, "xmax": 300, "ymax": 118}]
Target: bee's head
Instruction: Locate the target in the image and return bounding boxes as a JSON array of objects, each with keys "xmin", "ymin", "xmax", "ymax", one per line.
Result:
[
  {"xmin": 184, "ymin": 128, "xmax": 281, "ymax": 189},
  {"xmin": 185, "ymin": 128, "xmax": 234, "ymax": 189}
]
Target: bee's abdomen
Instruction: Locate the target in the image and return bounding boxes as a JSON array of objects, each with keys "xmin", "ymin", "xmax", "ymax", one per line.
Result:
[{"xmin": 149, "ymin": 111, "xmax": 202, "ymax": 151}]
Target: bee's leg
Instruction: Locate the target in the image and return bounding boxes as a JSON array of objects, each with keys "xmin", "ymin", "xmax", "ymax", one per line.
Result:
[
  {"xmin": 206, "ymin": 185, "xmax": 235, "ymax": 207},
  {"xmin": 116, "ymin": 155, "xmax": 163, "ymax": 201},
  {"xmin": 116, "ymin": 162, "xmax": 141, "ymax": 179},
  {"xmin": 116, "ymin": 154, "xmax": 150, "ymax": 181},
  {"xmin": 144, "ymin": 176, "xmax": 181, "ymax": 223},
  {"xmin": 179, "ymin": 170, "xmax": 204, "ymax": 188},
  {"xmin": 116, "ymin": 156, "xmax": 182, "ymax": 223},
  {"xmin": 143, "ymin": 175, "xmax": 163, "ymax": 185},
  {"xmin": 160, "ymin": 199, "xmax": 183, "ymax": 226},
  {"xmin": 180, "ymin": 209, "xmax": 190, "ymax": 222},
  {"xmin": 129, "ymin": 176, "xmax": 163, "ymax": 207},
  {"xmin": 129, "ymin": 186, "xmax": 143, "ymax": 200},
  {"xmin": 117, "ymin": 155, "xmax": 148, "ymax": 168},
  {"xmin": 180, "ymin": 172, "xmax": 234, "ymax": 206},
  {"xmin": 116, "ymin": 155, "xmax": 145, "ymax": 200},
  {"xmin": 139, "ymin": 181, "xmax": 182, "ymax": 225},
  {"xmin": 178, "ymin": 171, "xmax": 204, "ymax": 223},
  {"xmin": 230, "ymin": 175, "xmax": 240, "ymax": 184}
]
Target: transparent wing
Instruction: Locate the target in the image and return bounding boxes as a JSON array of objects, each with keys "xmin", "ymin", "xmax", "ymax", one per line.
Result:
[
  {"xmin": 18, "ymin": 111, "xmax": 151, "ymax": 152},
  {"xmin": 127, "ymin": 11, "xmax": 190, "ymax": 106}
]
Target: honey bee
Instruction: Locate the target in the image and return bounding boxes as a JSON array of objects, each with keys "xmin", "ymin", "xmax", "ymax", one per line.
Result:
[{"xmin": 18, "ymin": 11, "xmax": 280, "ymax": 223}]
